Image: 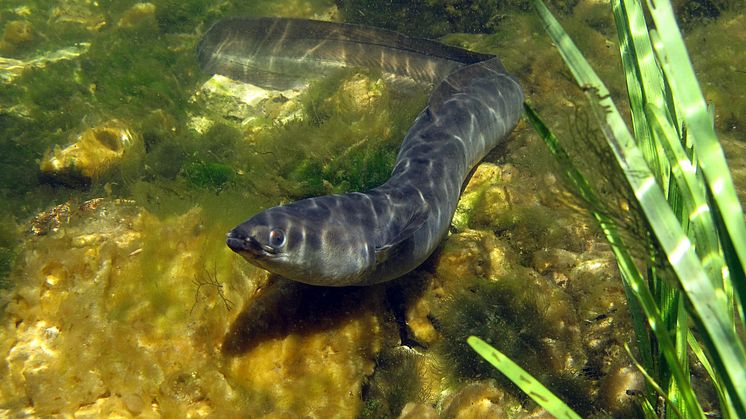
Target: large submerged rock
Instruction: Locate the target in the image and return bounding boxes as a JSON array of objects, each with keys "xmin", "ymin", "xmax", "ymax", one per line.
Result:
[
  {"xmin": 0, "ymin": 199, "xmax": 391, "ymax": 416},
  {"xmin": 39, "ymin": 120, "xmax": 144, "ymax": 186}
]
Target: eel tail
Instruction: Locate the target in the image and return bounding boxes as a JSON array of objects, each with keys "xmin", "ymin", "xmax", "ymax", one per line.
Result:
[{"xmin": 197, "ymin": 17, "xmax": 496, "ymax": 89}]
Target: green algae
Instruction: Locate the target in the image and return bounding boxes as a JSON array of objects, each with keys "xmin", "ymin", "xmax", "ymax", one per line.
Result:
[
  {"xmin": 0, "ymin": 218, "xmax": 15, "ymax": 287},
  {"xmin": 432, "ymin": 275, "xmax": 594, "ymax": 415},
  {"xmin": 360, "ymin": 346, "xmax": 431, "ymax": 418},
  {"xmin": 282, "ymin": 133, "xmax": 400, "ymax": 197},
  {"xmin": 81, "ymin": 24, "xmax": 198, "ymax": 120},
  {"xmin": 675, "ymin": 0, "xmax": 744, "ymax": 28},
  {"xmin": 0, "ymin": 248, "xmax": 13, "ymax": 287},
  {"xmin": 0, "ymin": 0, "xmax": 744, "ymax": 416},
  {"xmin": 153, "ymin": 0, "xmax": 211, "ymax": 33},
  {"xmin": 218, "ymin": 0, "xmax": 337, "ymax": 20},
  {"xmin": 243, "ymin": 69, "xmax": 428, "ymax": 199},
  {"xmin": 182, "ymin": 162, "xmax": 236, "ymax": 191},
  {"xmin": 337, "ymin": 0, "xmax": 508, "ymax": 38}
]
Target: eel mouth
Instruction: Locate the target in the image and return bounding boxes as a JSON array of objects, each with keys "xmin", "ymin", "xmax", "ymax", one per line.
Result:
[{"xmin": 226, "ymin": 232, "xmax": 280, "ymax": 260}]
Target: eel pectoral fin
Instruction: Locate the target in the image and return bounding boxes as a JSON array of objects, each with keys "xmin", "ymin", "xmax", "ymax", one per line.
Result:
[{"xmin": 374, "ymin": 207, "xmax": 429, "ymax": 264}]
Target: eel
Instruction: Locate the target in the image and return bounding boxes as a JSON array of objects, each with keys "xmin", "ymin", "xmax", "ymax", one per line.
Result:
[{"xmin": 198, "ymin": 17, "xmax": 524, "ymax": 286}]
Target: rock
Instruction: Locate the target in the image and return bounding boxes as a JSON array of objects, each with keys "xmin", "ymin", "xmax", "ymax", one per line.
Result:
[
  {"xmin": 599, "ymin": 364, "xmax": 644, "ymax": 414},
  {"xmin": 440, "ymin": 381, "xmax": 521, "ymax": 418},
  {"xmin": 435, "ymin": 229, "xmax": 518, "ymax": 281},
  {"xmin": 2, "ymin": 20, "xmax": 34, "ymax": 49},
  {"xmin": 0, "ymin": 43, "xmax": 90, "ymax": 85},
  {"xmin": 121, "ymin": 392, "xmax": 146, "ymax": 415},
  {"xmin": 50, "ymin": 4, "xmax": 107, "ymax": 32},
  {"xmin": 117, "ymin": 3, "xmax": 157, "ymax": 28},
  {"xmin": 221, "ymin": 279, "xmax": 392, "ymax": 417},
  {"xmin": 189, "ymin": 74, "xmax": 302, "ymax": 134},
  {"xmin": 569, "ymin": 257, "xmax": 625, "ymax": 320},
  {"xmin": 39, "ymin": 119, "xmax": 144, "ymax": 186},
  {"xmin": 398, "ymin": 402, "xmax": 437, "ymax": 418},
  {"xmin": 454, "ymin": 163, "xmax": 541, "ymax": 231},
  {"xmin": 531, "ymin": 248, "xmax": 580, "ymax": 275},
  {"xmin": 404, "ymin": 283, "xmax": 440, "ymax": 344},
  {"xmin": 0, "ymin": 199, "xmax": 393, "ymax": 416},
  {"xmin": 330, "ymin": 73, "xmax": 385, "ymax": 114}
]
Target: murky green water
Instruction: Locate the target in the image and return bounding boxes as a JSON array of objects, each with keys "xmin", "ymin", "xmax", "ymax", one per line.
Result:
[{"xmin": 1, "ymin": 0, "xmax": 744, "ymax": 416}]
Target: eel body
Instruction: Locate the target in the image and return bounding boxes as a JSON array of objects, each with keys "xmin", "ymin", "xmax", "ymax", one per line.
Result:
[{"xmin": 199, "ymin": 17, "xmax": 524, "ymax": 286}]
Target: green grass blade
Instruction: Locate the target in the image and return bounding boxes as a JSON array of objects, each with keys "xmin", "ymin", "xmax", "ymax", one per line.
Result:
[
  {"xmin": 688, "ymin": 331, "xmax": 735, "ymax": 419},
  {"xmin": 525, "ymin": 102, "xmax": 687, "ymax": 412},
  {"xmin": 467, "ymin": 336, "xmax": 581, "ymax": 419},
  {"xmin": 532, "ymin": 0, "xmax": 746, "ymax": 415},
  {"xmin": 625, "ymin": 343, "xmax": 685, "ymax": 418},
  {"xmin": 672, "ymin": 293, "xmax": 689, "ymax": 416},
  {"xmin": 640, "ymin": 397, "xmax": 659, "ymax": 419},
  {"xmin": 646, "ymin": 103, "xmax": 725, "ymax": 282},
  {"xmin": 713, "ymin": 201, "xmax": 746, "ymax": 326},
  {"xmin": 647, "ymin": 0, "xmax": 746, "ymax": 314},
  {"xmin": 611, "ymin": 0, "xmax": 670, "ymax": 186},
  {"xmin": 645, "ymin": 0, "xmax": 746, "ymax": 412}
]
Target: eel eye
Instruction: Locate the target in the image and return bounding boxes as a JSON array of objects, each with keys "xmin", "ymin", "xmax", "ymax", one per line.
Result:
[{"xmin": 268, "ymin": 229, "xmax": 286, "ymax": 248}]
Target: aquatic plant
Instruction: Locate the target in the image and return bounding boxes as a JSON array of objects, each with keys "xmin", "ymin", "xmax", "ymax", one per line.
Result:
[
  {"xmin": 0, "ymin": 215, "xmax": 16, "ymax": 287},
  {"xmin": 80, "ymin": 17, "xmax": 197, "ymax": 121},
  {"xmin": 182, "ymin": 161, "xmax": 236, "ymax": 191},
  {"xmin": 153, "ymin": 0, "xmax": 210, "ymax": 33},
  {"xmin": 468, "ymin": 336, "xmax": 581, "ymax": 419},
  {"xmin": 245, "ymin": 69, "xmax": 427, "ymax": 199},
  {"xmin": 359, "ymin": 346, "xmax": 430, "ymax": 418},
  {"xmin": 436, "ymin": 272, "xmax": 595, "ymax": 415},
  {"xmin": 336, "ymin": 0, "xmax": 507, "ymax": 38},
  {"xmin": 470, "ymin": 0, "xmax": 746, "ymax": 417}
]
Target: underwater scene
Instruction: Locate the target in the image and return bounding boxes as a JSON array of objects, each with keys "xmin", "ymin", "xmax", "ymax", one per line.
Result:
[{"xmin": 1, "ymin": 0, "xmax": 745, "ymax": 417}]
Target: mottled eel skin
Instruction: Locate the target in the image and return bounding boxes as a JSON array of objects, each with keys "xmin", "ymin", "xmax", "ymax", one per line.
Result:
[{"xmin": 199, "ymin": 17, "xmax": 524, "ymax": 286}]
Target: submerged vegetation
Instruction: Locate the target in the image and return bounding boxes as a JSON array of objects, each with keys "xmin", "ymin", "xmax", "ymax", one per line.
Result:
[
  {"xmin": 249, "ymin": 69, "xmax": 427, "ymax": 198},
  {"xmin": 336, "ymin": 0, "xmax": 508, "ymax": 38},
  {"xmin": 0, "ymin": 215, "xmax": 17, "ymax": 288},
  {"xmin": 0, "ymin": 1, "xmax": 427, "ymax": 223},
  {"xmin": 470, "ymin": 0, "xmax": 746, "ymax": 417},
  {"xmin": 1, "ymin": 0, "xmax": 745, "ymax": 416},
  {"xmin": 435, "ymin": 275, "xmax": 595, "ymax": 415}
]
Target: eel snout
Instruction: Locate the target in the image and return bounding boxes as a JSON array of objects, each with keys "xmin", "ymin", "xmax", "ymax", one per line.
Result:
[{"xmin": 226, "ymin": 231, "xmax": 275, "ymax": 260}]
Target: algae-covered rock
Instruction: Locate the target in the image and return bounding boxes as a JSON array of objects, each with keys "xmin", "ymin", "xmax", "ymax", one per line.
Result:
[
  {"xmin": 435, "ymin": 229, "xmax": 520, "ymax": 280},
  {"xmin": 404, "ymin": 280, "xmax": 440, "ymax": 344},
  {"xmin": 599, "ymin": 363, "xmax": 645, "ymax": 415},
  {"xmin": 453, "ymin": 162, "xmax": 541, "ymax": 232},
  {"xmin": 329, "ymin": 73, "xmax": 386, "ymax": 114},
  {"xmin": 221, "ymin": 278, "xmax": 393, "ymax": 417},
  {"xmin": 398, "ymin": 402, "xmax": 438, "ymax": 418},
  {"xmin": 393, "ymin": 155, "xmax": 635, "ymax": 416},
  {"xmin": 189, "ymin": 74, "xmax": 303, "ymax": 135},
  {"xmin": 440, "ymin": 381, "xmax": 523, "ymax": 418},
  {"xmin": 359, "ymin": 345, "xmax": 439, "ymax": 418},
  {"xmin": 117, "ymin": 3, "xmax": 157, "ymax": 29},
  {"xmin": 50, "ymin": 3, "xmax": 107, "ymax": 31},
  {"xmin": 0, "ymin": 42, "xmax": 90, "ymax": 85},
  {"xmin": 1, "ymin": 20, "xmax": 35, "ymax": 51},
  {"xmin": 0, "ymin": 199, "xmax": 393, "ymax": 416},
  {"xmin": 39, "ymin": 119, "xmax": 144, "ymax": 186}
]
